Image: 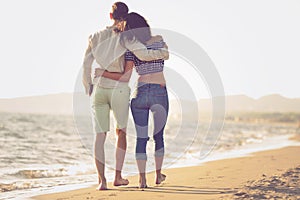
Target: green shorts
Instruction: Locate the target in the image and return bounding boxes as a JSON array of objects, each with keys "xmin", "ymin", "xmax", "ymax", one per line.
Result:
[{"xmin": 91, "ymin": 85, "xmax": 130, "ymax": 133}]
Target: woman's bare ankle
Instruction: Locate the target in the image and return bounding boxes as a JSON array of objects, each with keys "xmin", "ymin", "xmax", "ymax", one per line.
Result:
[
  {"xmin": 155, "ymin": 173, "xmax": 166, "ymax": 184},
  {"xmin": 139, "ymin": 174, "xmax": 147, "ymax": 188}
]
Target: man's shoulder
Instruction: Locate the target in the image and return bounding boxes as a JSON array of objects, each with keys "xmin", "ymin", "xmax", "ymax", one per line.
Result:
[
  {"xmin": 89, "ymin": 26, "xmax": 118, "ymax": 43},
  {"xmin": 89, "ymin": 27, "xmax": 110, "ymax": 38}
]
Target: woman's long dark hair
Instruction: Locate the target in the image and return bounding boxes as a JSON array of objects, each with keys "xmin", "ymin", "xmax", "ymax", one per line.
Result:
[{"xmin": 121, "ymin": 12, "xmax": 152, "ymax": 45}]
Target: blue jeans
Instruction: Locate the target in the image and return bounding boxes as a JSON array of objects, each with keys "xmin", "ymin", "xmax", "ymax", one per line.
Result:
[{"xmin": 131, "ymin": 83, "xmax": 169, "ymax": 160}]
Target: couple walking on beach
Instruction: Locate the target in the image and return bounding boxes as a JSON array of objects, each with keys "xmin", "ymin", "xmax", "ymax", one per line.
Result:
[{"xmin": 82, "ymin": 2, "xmax": 169, "ymax": 190}]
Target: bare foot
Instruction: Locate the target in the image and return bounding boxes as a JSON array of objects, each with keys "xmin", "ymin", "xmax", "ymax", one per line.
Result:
[
  {"xmin": 113, "ymin": 178, "xmax": 129, "ymax": 186},
  {"xmin": 156, "ymin": 173, "xmax": 166, "ymax": 184},
  {"xmin": 139, "ymin": 177, "xmax": 147, "ymax": 189},
  {"xmin": 139, "ymin": 184, "xmax": 148, "ymax": 189},
  {"xmin": 96, "ymin": 178, "xmax": 107, "ymax": 190}
]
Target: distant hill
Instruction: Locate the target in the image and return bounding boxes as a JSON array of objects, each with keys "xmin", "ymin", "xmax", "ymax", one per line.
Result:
[
  {"xmin": 0, "ymin": 93, "xmax": 299, "ymax": 115},
  {"xmin": 224, "ymin": 94, "xmax": 300, "ymax": 112},
  {"xmin": 0, "ymin": 93, "xmax": 73, "ymax": 115},
  {"xmin": 171, "ymin": 94, "xmax": 300, "ymax": 113},
  {"xmin": 254, "ymin": 94, "xmax": 300, "ymax": 112}
]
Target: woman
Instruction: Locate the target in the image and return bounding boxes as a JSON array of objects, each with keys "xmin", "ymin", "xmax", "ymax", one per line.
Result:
[{"xmin": 95, "ymin": 12, "xmax": 169, "ymax": 188}]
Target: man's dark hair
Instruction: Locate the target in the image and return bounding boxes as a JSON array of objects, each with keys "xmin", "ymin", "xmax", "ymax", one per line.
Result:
[{"xmin": 112, "ymin": 2, "xmax": 129, "ymax": 20}]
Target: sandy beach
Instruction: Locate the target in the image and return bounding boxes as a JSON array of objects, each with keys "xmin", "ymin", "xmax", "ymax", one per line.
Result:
[{"xmin": 33, "ymin": 135, "xmax": 300, "ymax": 200}]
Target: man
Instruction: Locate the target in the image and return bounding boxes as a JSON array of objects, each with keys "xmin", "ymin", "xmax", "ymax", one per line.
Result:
[{"xmin": 82, "ymin": 2, "xmax": 169, "ymax": 190}]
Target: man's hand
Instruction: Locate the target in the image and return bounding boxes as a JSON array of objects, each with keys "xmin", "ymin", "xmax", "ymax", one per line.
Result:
[
  {"xmin": 88, "ymin": 84, "xmax": 94, "ymax": 96},
  {"xmin": 94, "ymin": 68, "xmax": 105, "ymax": 78}
]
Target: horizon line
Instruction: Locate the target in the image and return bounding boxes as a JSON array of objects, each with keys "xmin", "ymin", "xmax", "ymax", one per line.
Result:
[{"xmin": 0, "ymin": 92, "xmax": 299, "ymax": 100}]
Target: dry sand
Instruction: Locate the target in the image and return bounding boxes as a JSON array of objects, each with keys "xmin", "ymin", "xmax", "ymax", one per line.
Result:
[{"xmin": 33, "ymin": 136, "xmax": 300, "ymax": 200}]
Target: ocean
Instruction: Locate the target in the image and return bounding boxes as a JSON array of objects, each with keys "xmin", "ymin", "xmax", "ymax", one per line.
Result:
[{"xmin": 0, "ymin": 111, "xmax": 299, "ymax": 200}]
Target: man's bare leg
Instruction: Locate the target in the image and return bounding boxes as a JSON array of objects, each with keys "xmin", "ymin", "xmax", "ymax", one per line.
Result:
[
  {"xmin": 94, "ymin": 132, "xmax": 107, "ymax": 190},
  {"xmin": 114, "ymin": 128, "xmax": 129, "ymax": 186}
]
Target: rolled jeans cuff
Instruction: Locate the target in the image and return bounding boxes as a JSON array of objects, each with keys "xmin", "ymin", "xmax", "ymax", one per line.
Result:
[
  {"xmin": 135, "ymin": 153, "xmax": 147, "ymax": 160},
  {"xmin": 154, "ymin": 148, "xmax": 165, "ymax": 157}
]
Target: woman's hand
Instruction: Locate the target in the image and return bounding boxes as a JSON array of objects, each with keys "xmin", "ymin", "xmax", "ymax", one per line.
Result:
[{"xmin": 94, "ymin": 68, "xmax": 105, "ymax": 78}]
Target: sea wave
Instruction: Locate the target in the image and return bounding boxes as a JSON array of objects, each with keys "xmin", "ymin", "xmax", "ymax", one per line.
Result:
[
  {"xmin": 13, "ymin": 169, "xmax": 68, "ymax": 179},
  {"xmin": 0, "ymin": 182, "xmax": 35, "ymax": 193}
]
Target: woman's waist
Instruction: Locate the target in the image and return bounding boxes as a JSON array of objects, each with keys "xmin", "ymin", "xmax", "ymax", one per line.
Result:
[
  {"xmin": 135, "ymin": 82, "xmax": 168, "ymax": 96},
  {"xmin": 138, "ymin": 72, "xmax": 165, "ymax": 85},
  {"xmin": 137, "ymin": 82, "xmax": 166, "ymax": 88}
]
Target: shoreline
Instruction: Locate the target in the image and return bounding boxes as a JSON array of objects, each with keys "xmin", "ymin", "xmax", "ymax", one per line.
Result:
[{"xmin": 32, "ymin": 135, "xmax": 300, "ymax": 200}]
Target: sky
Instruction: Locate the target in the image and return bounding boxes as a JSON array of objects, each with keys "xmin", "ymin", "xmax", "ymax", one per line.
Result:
[{"xmin": 0, "ymin": 0, "xmax": 299, "ymax": 99}]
